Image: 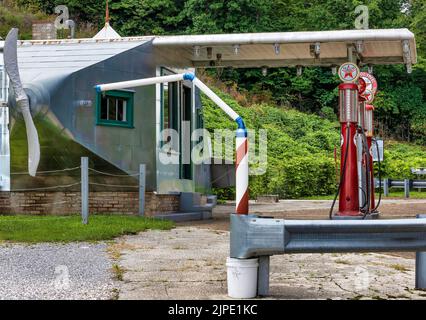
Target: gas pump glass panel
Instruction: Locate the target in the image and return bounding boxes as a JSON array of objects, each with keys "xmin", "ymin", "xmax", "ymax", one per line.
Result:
[
  {"xmin": 372, "ymin": 139, "xmax": 384, "ymax": 162},
  {"xmin": 339, "ymin": 84, "xmax": 359, "ymax": 123}
]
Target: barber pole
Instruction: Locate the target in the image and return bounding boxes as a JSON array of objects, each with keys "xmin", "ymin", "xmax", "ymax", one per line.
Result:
[{"xmin": 236, "ymin": 127, "xmax": 249, "ymax": 215}]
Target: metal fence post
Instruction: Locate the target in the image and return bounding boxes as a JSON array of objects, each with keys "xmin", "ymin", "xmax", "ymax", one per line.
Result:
[
  {"xmin": 139, "ymin": 164, "xmax": 146, "ymax": 216},
  {"xmin": 384, "ymin": 178, "xmax": 389, "ymax": 197},
  {"xmin": 416, "ymin": 215, "xmax": 426, "ymax": 290},
  {"xmin": 81, "ymin": 157, "xmax": 89, "ymax": 224},
  {"xmin": 257, "ymin": 256, "xmax": 270, "ymax": 296},
  {"xmin": 404, "ymin": 179, "xmax": 410, "ymax": 199}
]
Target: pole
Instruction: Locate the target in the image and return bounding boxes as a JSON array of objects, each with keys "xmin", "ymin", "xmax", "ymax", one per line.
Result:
[
  {"xmin": 404, "ymin": 179, "xmax": 410, "ymax": 199},
  {"xmin": 81, "ymin": 157, "xmax": 89, "ymax": 224},
  {"xmin": 416, "ymin": 215, "xmax": 426, "ymax": 289},
  {"xmin": 139, "ymin": 164, "xmax": 146, "ymax": 216},
  {"xmin": 384, "ymin": 178, "xmax": 389, "ymax": 197},
  {"xmin": 235, "ymin": 128, "xmax": 249, "ymax": 215},
  {"xmin": 257, "ymin": 256, "xmax": 270, "ymax": 296}
]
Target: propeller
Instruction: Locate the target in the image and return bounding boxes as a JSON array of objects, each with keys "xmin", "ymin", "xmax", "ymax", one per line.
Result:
[{"xmin": 3, "ymin": 28, "xmax": 40, "ymax": 177}]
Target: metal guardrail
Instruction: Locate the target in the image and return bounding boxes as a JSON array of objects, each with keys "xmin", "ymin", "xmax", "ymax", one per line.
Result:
[
  {"xmin": 375, "ymin": 178, "xmax": 426, "ymax": 198},
  {"xmin": 230, "ymin": 214, "xmax": 426, "ymax": 295},
  {"xmin": 231, "ymin": 214, "xmax": 426, "ymax": 258}
]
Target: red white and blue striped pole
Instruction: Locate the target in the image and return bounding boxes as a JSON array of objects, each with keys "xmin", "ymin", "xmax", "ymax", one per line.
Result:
[
  {"xmin": 96, "ymin": 72, "xmax": 249, "ymax": 215},
  {"xmin": 235, "ymin": 123, "xmax": 249, "ymax": 214}
]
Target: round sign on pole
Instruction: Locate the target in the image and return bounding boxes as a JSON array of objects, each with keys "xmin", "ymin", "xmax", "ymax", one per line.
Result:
[
  {"xmin": 363, "ymin": 89, "xmax": 375, "ymax": 103},
  {"xmin": 359, "ymin": 72, "xmax": 378, "ymax": 94},
  {"xmin": 338, "ymin": 62, "xmax": 360, "ymax": 83},
  {"xmin": 358, "ymin": 77, "xmax": 367, "ymax": 95}
]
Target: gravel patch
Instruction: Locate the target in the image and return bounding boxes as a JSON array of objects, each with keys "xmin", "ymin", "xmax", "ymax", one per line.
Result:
[{"xmin": 0, "ymin": 242, "xmax": 117, "ymax": 300}]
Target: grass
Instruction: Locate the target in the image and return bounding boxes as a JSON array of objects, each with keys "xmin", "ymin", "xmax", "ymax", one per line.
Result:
[
  {"xmin": 335, "ymin": 259, "xmax": 351, "ymax": 265},
  {"xmin": 111, "ymin": 264, "xmax": 125, "ymax": 281},
  {"xmin": 302, "ymin": 191, "xmax": 426, "ymax": 200},
  {"xmin": 0, "ymin": 215, "xmax": 174, "ymax": 243},
  {"xmin": 390, "ymin": 264, "xmax": 410, "ymax": 272}
]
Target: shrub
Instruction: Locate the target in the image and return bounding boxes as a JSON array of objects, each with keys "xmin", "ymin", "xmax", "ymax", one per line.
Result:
[{"xmin": 203, "ymin": 89, "xmax": 426, "ymax": 200}]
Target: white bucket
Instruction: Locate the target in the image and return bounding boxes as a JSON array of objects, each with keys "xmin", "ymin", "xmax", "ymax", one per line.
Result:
[{"xmin": 226, "ymin": 257, "xmax": 259, "ymax": 299}]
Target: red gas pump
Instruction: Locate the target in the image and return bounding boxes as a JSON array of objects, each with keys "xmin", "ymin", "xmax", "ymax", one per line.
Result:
[
  {"xmin": 335, "ymin": 82, "xmax": 362, "ymax": 218},
  {"xmin": 360, "ymin": 71, "xmax": 379, "ymax": 215},
  {"xmin": 365, "ymin": 104, "xmax": 376, "ymax": 212},
  {"xmin": 331, "ymin": 64, "xmax": 380, "ymax": 219},
  {"xmin": 357, "ymin": 96, "xmax": 370, "ymax": 214}
]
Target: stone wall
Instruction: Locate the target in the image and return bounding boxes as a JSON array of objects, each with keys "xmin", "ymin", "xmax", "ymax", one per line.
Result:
[
  {"xmin": 0, "ymin": 192, "xmax": 180, "ymax": 216},
  {"xmin": 32, "ymin": 23, "xmax": 57, "ymax": 40}
]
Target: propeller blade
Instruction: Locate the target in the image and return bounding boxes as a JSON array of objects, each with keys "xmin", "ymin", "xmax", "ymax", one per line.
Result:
[{"xmin": 4, "ymin": 28, "xmax": 40, "ymax": 177}]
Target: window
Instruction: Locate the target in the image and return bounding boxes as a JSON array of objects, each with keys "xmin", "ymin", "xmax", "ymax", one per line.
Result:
[{"xmin": 96, "ymin": 90, "xmax": 134, "ymax": 128}]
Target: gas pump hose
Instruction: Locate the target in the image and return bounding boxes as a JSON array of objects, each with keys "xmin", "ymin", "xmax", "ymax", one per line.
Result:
[
  {"xmin": 373, "ymin": 138, "xmax": 382, "ymax": 212},
  {"xmin": 361, "ymin": 131, "xmax": 371, "ymax": 219}
]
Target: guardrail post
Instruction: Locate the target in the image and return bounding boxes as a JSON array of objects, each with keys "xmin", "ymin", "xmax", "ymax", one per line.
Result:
[
  {"xmin": 416, "ymin": 215, "xmax": 426, "ymax": 290},
  {"xmin": 81, "ymin": 157, "xmax": 89, "ymax": 224},
  {"xmin": 384, "ymin": 178, "xmax": 389, "ymax": 197},
  {"xmin": 404, "ymin": 179, "xmax": 410, "ymax": 199},
  {"xmin": 257, "ymin": 256, "xmax": 270, "ymax": 296},
  {"xmin": 139, "ymin": 164, "xmax": 146, "ymax": 216}
]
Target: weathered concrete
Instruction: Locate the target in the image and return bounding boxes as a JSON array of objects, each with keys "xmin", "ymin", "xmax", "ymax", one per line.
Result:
[{"xmin": 116, "ymin": 227, "xmax": 426, "ymax": 300}]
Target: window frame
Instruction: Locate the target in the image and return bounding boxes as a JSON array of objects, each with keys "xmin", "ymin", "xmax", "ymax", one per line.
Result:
[
  {"xmin": 160, "ymin": 67, "xmax": 181, "ymax": 147},
  {"xmin": 96, "ymin": 89, "xmax": 134, "ymax": 128}
]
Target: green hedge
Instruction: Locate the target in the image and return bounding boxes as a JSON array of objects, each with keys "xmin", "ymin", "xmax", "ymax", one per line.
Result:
[
  {"xmin": 381, "ymin": 142, "xmax": 426, "ymax": 179},
  {"xmin": 202, "ymin": 89, "xmax": 426, "ymax": 200}
]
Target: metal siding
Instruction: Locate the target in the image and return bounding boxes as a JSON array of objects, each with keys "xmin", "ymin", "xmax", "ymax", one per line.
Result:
[{"xmin": 11, "ymin": 40, "xmax": 159, "ymax": 191}]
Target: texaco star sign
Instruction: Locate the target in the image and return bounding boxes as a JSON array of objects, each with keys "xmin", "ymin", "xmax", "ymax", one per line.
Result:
[{"xmin": 338, "ymin": 62, "xmax": 360, "ymax": 83}]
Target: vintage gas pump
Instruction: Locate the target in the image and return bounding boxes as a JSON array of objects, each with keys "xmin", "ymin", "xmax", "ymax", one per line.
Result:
[
  {"xmin": 357, "ymin": 96, "xmax": 370, "ymax": 214},
  {"xmin": 365, "ymin": 104, "xmax": 376, "ymax": 211},
  {"xmin": 330, "ymin": 64, "xmax": 381, "ymax": 220},
  {"xmin": 332, "ymin": 62, "xmax": 362, "ymax": 219},
  {"xmin": 359, "ymin": 72, "xmax": 379, "ymax": 215}
]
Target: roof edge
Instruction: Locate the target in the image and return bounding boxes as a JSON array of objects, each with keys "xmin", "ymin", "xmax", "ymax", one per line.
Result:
[{"xmin": 152, "ymin": 29, "xmax": 415, "ymax": 46}]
